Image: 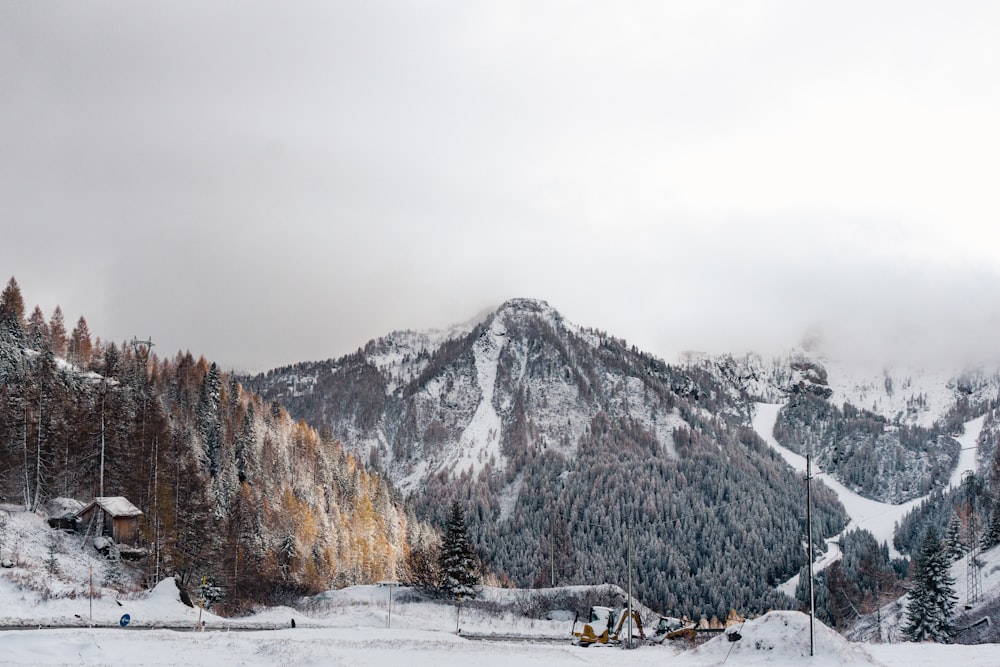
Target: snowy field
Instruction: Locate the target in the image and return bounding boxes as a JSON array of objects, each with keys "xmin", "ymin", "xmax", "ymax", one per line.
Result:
[
  {"xmin": 4, "ymin": 514, "xmax": 998, "ymax": 666},
  {"xmin": 2, "ymin": 525, "xmax": 999, "ymax": 667},
  {"xmin": 1, "ymin": 608, "xmax": 997, "ymax": 666}
]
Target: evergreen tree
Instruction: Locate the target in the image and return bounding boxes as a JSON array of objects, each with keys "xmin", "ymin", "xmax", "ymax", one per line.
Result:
[
  {"xmin": 534, "ymin": 515, "xmax": 574, "ymax": 588},
  {"xmin": 0, "ymin": 278, "xmax": 26, "ymax": 381},
  {"xmin": 905, "ymin": 527, "xmax": 957, "ymax": 642},
  {"xmin": 403, "ymin": 522, "xmax": 440, "ymax": 592},
  {"xmin": 982, "ymin": 508, "xmax": 1000, "ymax": 550},
  {"xmin": 943, "ymin": 514, "xmax": 965, "ymax": 562},
  {"xmin": 438, "ymin": 501, "xmax": 479, "ymax": 598},
  {"xmin": 0, "ymin": 277, "xmax": 25, "ymax": 330},
  {"xmin": 197, "ymin": 362, "xmax": 222, "ymax": 477},
  {"xmin": 68, "ymin": 316, "xmax": 93, "ymax": 367},
  {"xmin": 48, "ymin": 306, "xmax": 67, "ymax": 359},
  {"xmin": 26, "ymin": 306, "xmax": 49, "ymax": 351}
]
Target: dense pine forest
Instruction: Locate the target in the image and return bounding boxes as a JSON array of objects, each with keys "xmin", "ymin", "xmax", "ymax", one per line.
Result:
[{"xmin": 0, "ymin": 277, "xmax": 424, "ymax": 611}]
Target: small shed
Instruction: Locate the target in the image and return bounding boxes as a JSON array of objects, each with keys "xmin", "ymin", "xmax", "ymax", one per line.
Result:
[
  {"xmin": 75, "ymin": 496, "xmax": 143, "ymax": 545},
  {"xmin": 46, "ymin": 497, "xmax": 85, "ymax": 531}
]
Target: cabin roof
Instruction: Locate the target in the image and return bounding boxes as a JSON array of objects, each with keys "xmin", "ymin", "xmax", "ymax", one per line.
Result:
[{"xmin": 76, "ymin": 496, "xmax": 143, "ymax": 518}]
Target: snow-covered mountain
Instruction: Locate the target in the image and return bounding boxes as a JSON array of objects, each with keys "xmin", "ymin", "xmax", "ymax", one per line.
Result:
[
  {"xmin": 245, "ymin": 298, "xmax": 1000, "ymax": 621},
  {"xmin": 687, "ymin": 350, "xmax": 1000, "ymax": 503},
  {"xmin": 692, "ymin": 348, "xmax": 1000, "ymax": 429},
  {"xmin": 247, "ymin": 299, "xmax": 848, "ymax": 617},
  {"xmin": 251, "ymin": 299, "xmax": 689, "ymax": 490}
]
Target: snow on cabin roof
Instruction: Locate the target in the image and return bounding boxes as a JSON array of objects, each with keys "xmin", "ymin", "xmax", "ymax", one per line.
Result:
[{"xmin": 77, "ymin": 496, "xmax": 143, "ymax": 518}]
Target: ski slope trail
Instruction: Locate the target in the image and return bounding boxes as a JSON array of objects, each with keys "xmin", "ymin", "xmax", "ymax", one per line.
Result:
[{"xmin": 752, "ymin": 403, "xmax": 985, "ymax": 594}]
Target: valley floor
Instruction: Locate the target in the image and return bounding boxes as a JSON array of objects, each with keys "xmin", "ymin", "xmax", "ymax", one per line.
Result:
[{"xmin": 1, "ymin": 617, "xmax": 997, "ymax": 666}]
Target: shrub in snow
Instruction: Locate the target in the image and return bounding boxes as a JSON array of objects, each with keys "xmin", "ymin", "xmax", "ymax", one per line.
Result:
[
  {"xmin": 44, "ymin": 537, "xmax": 59, "ymax": 575},
  {"xmin": 104, "ymin": 544, "xmax": 124, "ymax": 587},
  {"xmin": 196, "ymin": 575, "xmax": 225, "ymax": 610}
]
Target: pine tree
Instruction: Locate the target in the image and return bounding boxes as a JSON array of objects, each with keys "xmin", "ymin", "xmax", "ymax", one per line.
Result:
[
  {"xmin": 534, "ymin": 515, "xmax": 574, "ymax": 587},
  {"xmin": 0, "ymin": 278, "xmax": 26, "ymax": 381},
  {"xmin": 438, "ymin": 501, "xmax": 479, "ymax": 599},
  {"xmin": 983, "ymin": 508, "xmax": 1000, "ymax": 550},
  {"xmin": 905, "ymin": 527, "xmax": 957, "ymax": 642},
  {"xmin": 404, "ymin": 522, "xmax": 440, "ymax": 592},
  {"xmin": 943, "ymin": 514, "xmax": 965, "ymax": 562},
  {"xmin": 0, "ymin": 277, "xmax": 25, "ymax": 330},
  {"xmin": 197, "ymin": 362, "xmax": 222, "ymax": 477},
  {"xmin": 68, "ymin": 316, "xmax": 93, "ymax": 367},
  {"xmin": 26, "ymin": 306, "xmax": 49, "ymax": 351},
  {"xmin": 48, "ymin": 306, "xmax": 67, "ymax": 359}
]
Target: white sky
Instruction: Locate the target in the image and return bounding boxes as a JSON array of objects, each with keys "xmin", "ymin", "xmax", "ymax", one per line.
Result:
[{"xmin": 2, "ymin": 1, "xmax": 999, "ymax": 371}]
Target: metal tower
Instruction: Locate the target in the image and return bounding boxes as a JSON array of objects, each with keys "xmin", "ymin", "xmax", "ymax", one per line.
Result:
[{"xmin": 963, "ymin": 471, "xmax": 983, "ymax": 607}]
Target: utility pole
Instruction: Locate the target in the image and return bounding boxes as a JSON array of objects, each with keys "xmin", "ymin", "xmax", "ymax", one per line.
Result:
[
  {"xmin": 806, "ymin": 454, "xmax": 815, "ymax": 657},
  {"xmin": 550, "ymin": 525, "xmax": 555, "ymax": 587},
  {"xmin": 131, "ymin": 337, "xmax": 154, "ymax": 376},
  {"xmin": 379, "ymin": 581, "xmax": 400, "ymax": 629},
  {"xmin": 626, "ymin": 515, "xmax": 633, "ymax": 649},
  {"xmin": 99, "ymin": 383, "xmax": 106, "ymax": 499}
]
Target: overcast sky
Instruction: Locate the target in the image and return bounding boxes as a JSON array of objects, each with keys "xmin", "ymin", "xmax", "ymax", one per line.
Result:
[{"xmin": 2, "ymin": 1, "xmax": 999, "ymax": 372}]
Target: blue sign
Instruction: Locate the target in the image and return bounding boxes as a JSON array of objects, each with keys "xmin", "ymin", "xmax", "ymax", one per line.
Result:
[{"xmin": 119, "ymin": 613, "xmax": 131, "ymax": 628}]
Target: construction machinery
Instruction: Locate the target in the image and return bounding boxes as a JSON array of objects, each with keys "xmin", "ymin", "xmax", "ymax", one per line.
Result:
[
  {"xmin": 572, "ymin": 606, "xmax": 645, "ymax": 646},
  {"xmin": 650, "ymin": 615, "xmax": 697, "ymax": 642}
]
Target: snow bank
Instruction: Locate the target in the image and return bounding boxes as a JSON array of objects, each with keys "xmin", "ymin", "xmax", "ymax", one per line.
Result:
[{"xmin": 691, "ymin": 611, "xmax": 878, "ymax": 665}]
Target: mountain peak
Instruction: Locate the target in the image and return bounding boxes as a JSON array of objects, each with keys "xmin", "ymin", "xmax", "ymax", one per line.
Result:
[{"xmin": 493, "ymin": 298, "xmax": 562, "ymax": 324}]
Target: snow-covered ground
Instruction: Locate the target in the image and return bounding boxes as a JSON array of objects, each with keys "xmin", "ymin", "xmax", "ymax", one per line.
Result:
[
  {"xmin": 3, "ymin": 502, "xmax": 1000, "ymax": 665},
  {"xmin": 2, "ymin": 605, "xmax": 996, "ymax": 666}
]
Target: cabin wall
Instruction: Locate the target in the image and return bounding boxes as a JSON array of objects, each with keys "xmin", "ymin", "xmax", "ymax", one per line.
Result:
[{"xmin": 112, "ymin": 516, "xmax": 140, "ymax": 544}]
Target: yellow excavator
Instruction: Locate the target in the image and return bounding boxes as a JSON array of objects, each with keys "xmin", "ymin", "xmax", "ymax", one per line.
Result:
[
  {"xmin": 650, "ymin": 615, "xmax": 697, "ymax": 642},
  {"xmin": 572, "ymin": 606, "xmax": 645, "ymax": 646}
]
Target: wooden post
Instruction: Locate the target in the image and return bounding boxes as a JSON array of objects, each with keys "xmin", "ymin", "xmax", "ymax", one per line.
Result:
[{"xmin": 197, "ymin": 575, "xmax": 206, "ymax": 631}]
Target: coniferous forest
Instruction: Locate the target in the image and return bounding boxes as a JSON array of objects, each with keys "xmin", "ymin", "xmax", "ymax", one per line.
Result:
[
  {"xmin": 8, "ymin": 277, "xmax": 1000, "ymax": 627},
  {"xmin": 0, "ymin": 277, "xmax": 423, "ymax": 611},
  {"xmin": 247, "ymin": 299, "xmax": 850, "ymax": 618}
]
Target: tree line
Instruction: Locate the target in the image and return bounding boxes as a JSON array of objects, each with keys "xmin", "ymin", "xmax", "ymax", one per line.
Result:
[{"xmin": 0, "ymin": 277, "xmax": 437, "ymax": 611}]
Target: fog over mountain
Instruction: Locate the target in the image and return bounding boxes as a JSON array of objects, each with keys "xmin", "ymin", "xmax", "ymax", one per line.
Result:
[{"xmin": 2, "ymin": 2, "xmax": 999, "ymax": 371}]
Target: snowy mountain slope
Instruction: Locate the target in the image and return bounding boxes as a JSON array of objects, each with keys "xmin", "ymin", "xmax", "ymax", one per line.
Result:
[
  {"xmin": 753, "ymin": 405, "xmax": 987, "ymax": 600},
  {"xmin": 698, "ymin": 350, "xmax": 998, "ymax": 505},
  {"xmin": 754, "ymin": 405, "xmax": 986, "ymax": 558},
  {"xmin": 695, "ymin": 350, "xmax": 1000, "ymax": 429},
  {"xmin": 849, "ymin": 539, "xmax": 1000, "ymax": 644},
  {"xmin": 424, "ymin": 313, "xmax": 507, "ymax": 482},
  {"xmin": 246, "ymin": 299, "xmax": 848, "ymax": 617},
  {"xmin": 247, "ymin": 298, "xmax": 692, "ymax": 490}
]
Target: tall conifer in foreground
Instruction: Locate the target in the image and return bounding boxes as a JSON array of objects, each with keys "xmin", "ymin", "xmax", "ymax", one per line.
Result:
[
  {"xmin": 905, "ymin": 526, "xmax": 957, "ymax": 642},
  {"xmin": 438, "ymin": 500, "xmax": 479, "ymax": 599}
]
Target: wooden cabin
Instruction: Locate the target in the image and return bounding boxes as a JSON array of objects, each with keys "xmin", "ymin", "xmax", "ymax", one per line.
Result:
[{"xmin": 75, "ymin": 496, "xmax": 143, "ymax": 545}]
